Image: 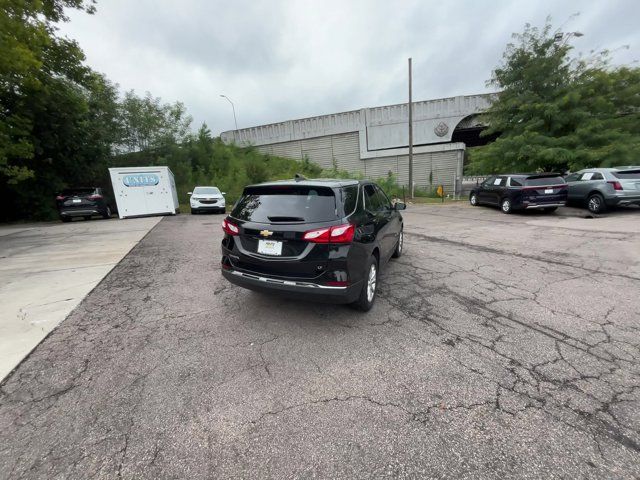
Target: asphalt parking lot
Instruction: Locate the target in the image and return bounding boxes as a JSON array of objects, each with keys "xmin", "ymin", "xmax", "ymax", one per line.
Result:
[
  {"xmin": 0, "ymin": 217, "xmax": 161, "ymax": 381},
  {"xmin": 1, "ymin": 204, "xmax": 639, "ymax": 478}
]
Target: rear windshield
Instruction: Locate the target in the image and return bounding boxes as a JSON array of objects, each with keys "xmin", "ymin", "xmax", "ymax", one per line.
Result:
[
  {"xmin": 612, "ymin": 170, "xmax": 640, "ymax": 179},
  {"xmin": 60, "ymin": 188, "xmax": 96, "ymax": 196},
  {"xmin": 524, "ymin": 176, "xmax": 565, "ymax": 186},
  {"xmin": 232, "ymin": 186, "xmax": 337, "ymax": 223}
]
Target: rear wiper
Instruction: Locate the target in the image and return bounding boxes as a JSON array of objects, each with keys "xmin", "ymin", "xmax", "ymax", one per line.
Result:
[{"xmin": 267, "ymin": 216, "xmax": 305, "ymax": 222}]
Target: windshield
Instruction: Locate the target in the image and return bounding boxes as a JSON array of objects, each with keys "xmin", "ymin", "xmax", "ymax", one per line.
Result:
[
  {"xmin": 193, "ymin": 187, "xmax": 220, "ymax": 195},
  {"xmin": 231, "ymin": 185, "xmax": 337, "ymax": 223}
]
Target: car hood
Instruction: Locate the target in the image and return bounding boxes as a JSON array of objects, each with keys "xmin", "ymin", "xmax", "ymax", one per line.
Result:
[{"xmin": 192, "ymin": 195, "xmax": 224, "ymax": 200}]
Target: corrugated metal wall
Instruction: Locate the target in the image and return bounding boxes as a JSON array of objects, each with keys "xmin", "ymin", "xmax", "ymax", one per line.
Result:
[
  {"xmin": 256, "ymin": 132, "xmax": 361, "ymax": 171},
  {"xmin": 363, "ymin": 151, "xmax": 459, "ymax": 193},
  {"xmin": 256, "ymin": 132, "xmax": 460, "ymax": 194}
]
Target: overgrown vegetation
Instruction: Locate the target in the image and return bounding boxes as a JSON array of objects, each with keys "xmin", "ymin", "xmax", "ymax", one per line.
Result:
[{"xmin": 468, "ymin": 20, "xmax": 640, "ymax": 174}]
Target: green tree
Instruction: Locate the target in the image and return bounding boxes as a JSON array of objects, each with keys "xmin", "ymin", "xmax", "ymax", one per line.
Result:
[
  {"xmin": 0, "ymin": 0, "xmax": 96, "ymax": 182},
  {"xmin": 468, "ymin": 21, "xmax": 640, "ymax": 174},
  {"xmin": 119, "ymin": 90, "xmax": 192, "ymax": 153}
]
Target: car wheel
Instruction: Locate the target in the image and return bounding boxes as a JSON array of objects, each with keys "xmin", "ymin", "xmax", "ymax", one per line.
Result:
[
  {"xmin": 392, "ymin": 230, "xmax": 403, "ymax": 258},
  {"xmin": 352, "ymin": 256, "xmax": 378, "ymax": 312},
  {"xmin": 470, "ymin": 193, "xmax": 478, "ymax": 206},
  {"xmin": 501, "ymin": 198, "xmax": 512, "ymax": 214},
  {"xmin": 61, "ymin": 216, "xmax": 71, "ymax": 223},
  {"xmin": 587, "ymin": 193, "xmax": 606, "ymax": 214},
  {"xmin": 83, "ymin": 216, "xmax": 92, "ymax": 221},
  {"xmin": 102, "ymin": 206, "xmax": 111, "ymax": 219},
  {"xmin": 191, "ymin": 208, "xmax": 197, "ymax": 214},
  {"xmin": 543, "ymin": 207, "xmax": 558, "ymax": 213}
]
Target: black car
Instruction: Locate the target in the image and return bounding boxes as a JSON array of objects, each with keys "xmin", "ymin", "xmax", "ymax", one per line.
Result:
[
  {"xmin": 220, "ymin": 178, "xmax": 406, "ymax": 311},
  {"xmin": 56, "ymin": 187, "xmax": 114, "ymax": 222},
  {"xmin": 469, "ymin": 173, "xmax": 567, "ymax": 214}
]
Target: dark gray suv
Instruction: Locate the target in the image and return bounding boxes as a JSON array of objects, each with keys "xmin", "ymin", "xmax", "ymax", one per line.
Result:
[{"xmin": 565, "ymin": 168, "xmax": 640, "ymax": 213}]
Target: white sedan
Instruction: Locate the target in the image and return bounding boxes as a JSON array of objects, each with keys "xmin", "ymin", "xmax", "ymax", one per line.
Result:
[{"xmin": 189, "ymin": 186, "xmax": 226, "ymax": 214}]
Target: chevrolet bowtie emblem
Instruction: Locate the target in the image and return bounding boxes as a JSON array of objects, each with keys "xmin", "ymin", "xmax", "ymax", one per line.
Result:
[{"xmin": 260, "ymin": 230, "xmax": 273, "ymax": 237}]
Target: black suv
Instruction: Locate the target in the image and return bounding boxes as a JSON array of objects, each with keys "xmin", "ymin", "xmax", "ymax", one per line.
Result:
[
  {"xmin": 55, "ymin": 187, "xmax": 114, "ymax": 222},
  {"xmin": 469, "ymin": 174, "xmax": 567, "ymax": 214},
  {"xmin": 220, "ymin": 179, "xmax": 406, "ymax": 311}
]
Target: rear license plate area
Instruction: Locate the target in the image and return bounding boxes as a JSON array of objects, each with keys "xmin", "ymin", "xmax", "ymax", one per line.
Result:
[
  {"xmin": 544, "ymin": 189, "xmax": 554, "ymax": 194},
  {"xmin": 257, "ymin": 239, "xmax": 283, "ymax": 256}
]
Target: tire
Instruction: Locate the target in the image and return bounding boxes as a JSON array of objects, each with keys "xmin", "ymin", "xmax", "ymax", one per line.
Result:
[
  {"xmin": 61, "ymin": 216, "xmax": 71, "ymax": 223},
  {"xmin": 191, "ymin": 208, "xmax": 197, "ymax": 215},
  {"xmin": 83, "ymin": 216, "xmax": 92, "ymax": 221},
  {"xmin": 501, "ymin": 198, "xmax": 512, "ymax": 214},
  {"xmin": 102, "ymin": 206, "xmax": 111, "ymax": 219},
  {"xmin": 392, "ymin": 229, "xmax": 403, "ymax": 258},
  {"xmin": 587, "ymin": 193, "xmax": 606, "ymax": 214},
  {"xmin": 543, "ymin": 207, "xmax": 558, "ymax": 213},
  {"xmin": 351, "ymin": 256, "xmax": 378, "ymax": 312},
  {"xmin": 470, "ymin": 193, "xmax": 479, "ymax": 206}
]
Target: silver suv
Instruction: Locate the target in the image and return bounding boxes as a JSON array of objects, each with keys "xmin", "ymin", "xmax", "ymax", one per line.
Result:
[{"xmin": 565, "ymin": 168, "xmax": 640, "ymax": 213}]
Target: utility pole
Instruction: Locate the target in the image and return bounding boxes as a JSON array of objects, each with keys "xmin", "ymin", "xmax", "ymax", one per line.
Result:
[{"xmin": 408, "ymin": 58, "xmax": 414, "ymax": 198}]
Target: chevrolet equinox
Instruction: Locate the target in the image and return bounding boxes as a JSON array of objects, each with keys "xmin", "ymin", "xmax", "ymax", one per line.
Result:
[{"xmin": 220, "ymin": 178, "xmax": 405, "ymax": 311}]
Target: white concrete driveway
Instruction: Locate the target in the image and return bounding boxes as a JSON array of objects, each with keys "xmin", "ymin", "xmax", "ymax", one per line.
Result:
[{"xmin": 0, "ymin": 217, "xmax": 161, "ymax": 380}]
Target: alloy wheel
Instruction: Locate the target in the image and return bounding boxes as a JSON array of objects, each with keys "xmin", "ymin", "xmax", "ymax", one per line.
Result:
[
  {"xmin": 366, "ymin": 264, "xmax": 377, "ymax": 303},
  {"xmin": 502, "ymin": 199, "xmax": 511, "ymax": 213},
  {"xmin": 588, "ymin": 196, "xmax": 601, "ymax": 213},
  {"xmin": 470, "ymin": 194, "xmax": 477, "ymax": 206}
]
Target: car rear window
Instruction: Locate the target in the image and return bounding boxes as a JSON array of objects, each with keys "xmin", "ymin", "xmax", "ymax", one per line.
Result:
[
  {"xmin": 612, "ymin": 170, "xmax": 640, "ymax": 179},
  {"xmin": 60, "ymin": 188, "xmax": 96, "ymax": 196},
  {"xmin": 232, "ymin": 185, "xmax": 337, "ymax": 223},
  {"xmin": 524, "ymin": 176, "xmax": 565, "ymax": 186}
]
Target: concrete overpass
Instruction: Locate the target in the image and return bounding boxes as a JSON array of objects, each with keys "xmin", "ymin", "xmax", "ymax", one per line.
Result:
[{"xmin": 221, "ymin": 93, "xmax": 494, "ymax": 196}]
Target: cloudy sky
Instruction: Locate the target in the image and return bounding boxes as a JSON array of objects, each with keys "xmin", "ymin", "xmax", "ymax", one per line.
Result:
[{"xmin": 59, "ymin": 0, "xmax": 638, "ymax": 136}]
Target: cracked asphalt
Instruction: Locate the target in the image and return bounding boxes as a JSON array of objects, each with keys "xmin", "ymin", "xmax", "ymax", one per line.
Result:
[{"xmin": 1, "ymin": 204, "xmax": 639, "ymax": 479}]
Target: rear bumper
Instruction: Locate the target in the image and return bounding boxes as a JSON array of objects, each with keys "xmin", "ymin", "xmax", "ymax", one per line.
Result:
[
  {"xmin": 221, "ymin": 267, "xmax": 362, "ymax": 304},
  {"xmin": 606, "ymin": 194, "xmax": 640, "ymax": 206},
  {"xmin": 59, "ymin": 208, "xmax": 102, "ymax": 217},
  {"xmin": 524, "ymin": 202, "xmax": 566, "ymax": 209}
]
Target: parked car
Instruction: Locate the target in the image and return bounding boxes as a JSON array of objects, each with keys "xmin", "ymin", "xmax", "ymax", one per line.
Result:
[
  {"xmin": 220, "ymin": 178, "xmax": 405, "ymax": 311},
  {"xmin": 565, "ymin": 168, "xmax": 640, "ymax": 213},
  {"xmin": 55, "ymin": 187, "xmax": 114, "ymax": 222},
  {"xmin": 469, "ymin": 173, "xmax": 567, "ymax": 214},
  {"xmin": 189, "ymin": 186, "xmax": 226, "ymax": 214}
]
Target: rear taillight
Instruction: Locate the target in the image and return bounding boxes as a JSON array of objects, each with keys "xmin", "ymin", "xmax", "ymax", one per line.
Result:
[
  {"xmin": 88, "ymin": 194, "xmax": 103, "ymax": 200},
  {"xmin": 608, "ymin": 181, "xmax": 623, "ymax": 191},
  {"xmin": 55, "ymin": 195, "xmax": 65, "ymax": 201},
  {"xmin": 303, "ymin": 223, "xmax": 355, "ymax": 244},
  {"xmin": 222, "ymin": 218, "xmax": 239, "ymax": 236}
]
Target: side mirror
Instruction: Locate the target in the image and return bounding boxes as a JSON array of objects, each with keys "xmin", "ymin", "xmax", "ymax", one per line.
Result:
[
  {"xmin": 394, "ymin": 202, "xmax": 407, "ymax": 210},
  {"xmin": 187, "ymin": 192, "xmax": 192, "ymax": 195},
  {"xmin": 221, "ymin": 192, "xmax": 226, "ymax": 195}
]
